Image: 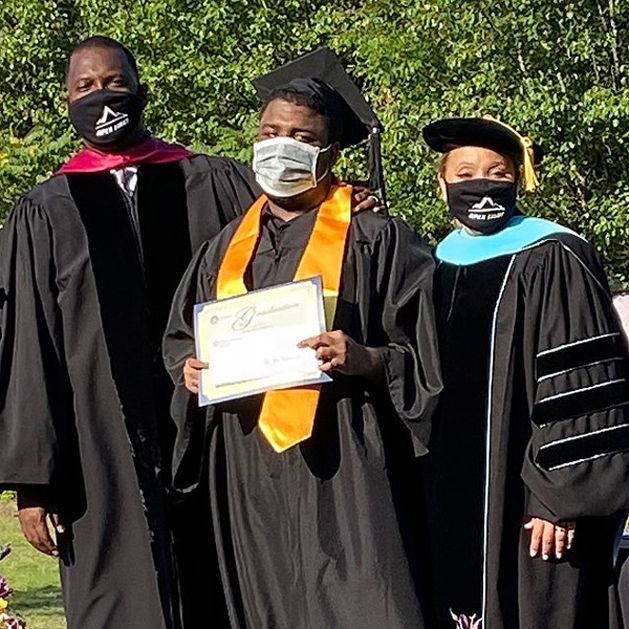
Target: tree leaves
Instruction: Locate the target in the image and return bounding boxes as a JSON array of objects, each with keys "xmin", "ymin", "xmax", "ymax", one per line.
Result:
[{"xmin": 1, "ymin": 0, "xmax": 628, "ymax": 284}]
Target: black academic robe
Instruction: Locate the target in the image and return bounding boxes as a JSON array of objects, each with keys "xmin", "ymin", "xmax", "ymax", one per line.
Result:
[
  {"xmin": 0, "ymin": 155, "xmax": 260, "ymax": 629},
  {"xmin": 163, "ymin": 205, "xmax": 442, "ymax": 629},
  {"xmin": 423, "ymin": 216, "xmax": 629, "ymax": 629}
]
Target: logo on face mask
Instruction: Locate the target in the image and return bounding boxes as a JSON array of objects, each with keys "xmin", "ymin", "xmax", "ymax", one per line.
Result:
[
  {"xmin": 69, "ymin": 89, "xmax": 145, "ymax": 151},
  {"xmin": 95, "ymin": 106, "xmax": 130, "ymax": 138},
  {"xmin": 468, "ymin": 196, "xmax": 507, "ymax": 221},
  {"xmin": 445, "ymin": 179, "xmax": 518, "ymax": 234}
]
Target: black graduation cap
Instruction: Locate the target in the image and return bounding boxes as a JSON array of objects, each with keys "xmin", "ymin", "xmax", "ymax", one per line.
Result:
[
  {"xmin": 422, "ymin": 116, "xmax": 543, "ymax": 191},
  {"xmin": 253, "ymin": 47, "xmax": 386, "ymax": 201}
]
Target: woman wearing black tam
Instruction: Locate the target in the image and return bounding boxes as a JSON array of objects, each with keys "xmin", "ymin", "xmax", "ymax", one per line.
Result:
[{"xmin": 421, "ymin": 116, "xmax": 629, "ymax": 629}]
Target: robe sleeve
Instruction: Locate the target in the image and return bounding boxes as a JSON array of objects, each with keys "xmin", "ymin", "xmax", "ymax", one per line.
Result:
[
  {"xmin": 520, "ymin": 237, "xmax": 629, "ymax": 522},
  {"xmin": 373, "ymin": 218, "xmax": 443, "ymax": 452},
  {"xmin": 0, "ymin": 197, "xmax": 71, "ymax": 490},
  {"xmin": 162, "ymin": 240, "xmax": 219, "ymax": 493}
]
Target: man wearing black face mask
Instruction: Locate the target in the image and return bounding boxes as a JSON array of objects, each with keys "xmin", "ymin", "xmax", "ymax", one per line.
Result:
[
  {"xmin": 67, "ymin": 74, "xmax": 146, "ymax": 150},
  {"xmin": 420, "ymin": 117, "xmax": 629, "ymax": 629},
  {"xmin": 0, "ymin": 36, "xmax": 266, "ymax": 629}
]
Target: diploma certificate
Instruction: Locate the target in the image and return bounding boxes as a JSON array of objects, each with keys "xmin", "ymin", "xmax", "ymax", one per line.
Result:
[{"xmin": 194, "ymin": 277, "xmax": 332, "ymax": 406}]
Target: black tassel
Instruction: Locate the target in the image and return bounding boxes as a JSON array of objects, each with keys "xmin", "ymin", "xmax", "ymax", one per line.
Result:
[{"xmin": 368, "ymin": 127, "xmax": 387, "ymax": 209}]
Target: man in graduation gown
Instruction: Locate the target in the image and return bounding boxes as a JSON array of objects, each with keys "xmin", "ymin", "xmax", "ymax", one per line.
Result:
[
  {"xmin": 421, "ymin": 117, "xmax": 629, "ymax": 629},
  {"xmin": 163, "ymin": 50, "xmax": 442, "ymax": 629},
  {"xmin": 0, "ymin": 35, "xmax": 263, "ymax": 629}
]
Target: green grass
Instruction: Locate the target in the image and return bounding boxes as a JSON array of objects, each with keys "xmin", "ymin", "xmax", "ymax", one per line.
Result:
[{"xmin": 0, "ymin": 500, "xmax": 66, "ymax": 629}]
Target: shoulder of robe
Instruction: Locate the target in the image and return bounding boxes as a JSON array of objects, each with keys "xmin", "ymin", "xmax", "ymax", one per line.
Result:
[
  {"xmin": 351, "ymin": 211, "xmax": 430, "ymax": 252},
  {"xmin": 214, "ymin": 212, "xmax": 247, "ymax": 239},
  {"xmin": 179, "ymin": 153, "xmax": 253, "ymax": 178},
  {"xmin": 12, "ymin": 175, "xmax": 75, "ymax": 220},
  {"xmin": 197, "ymin": 213, "xmax": 248, "ymax": 267},
  {"xmin": 5, "ymin": 177, "xmax": 67, "ymax": 225},
  {"xmin": 514, "ymin": 229, "xmax": 610, "ymax": 295},
  {"xmin": 519, "ymin": 230, "xmax": 602, "ymax": 272}
]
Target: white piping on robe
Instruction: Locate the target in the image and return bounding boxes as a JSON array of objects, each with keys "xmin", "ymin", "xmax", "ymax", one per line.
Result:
[
  {"xmin": 536, "ymin": 332, "xmax": 620, "ymax": 357},
  {"xmin": 482, "ymin": 254, "xmax": 516, "ymax": 627},
  {"xmin": 537, "ymin": 357, "xmax": 624, "ymax": 382},
  {"xmin": 537, "ymin": 378, "xmax": 626, "ymax": 404}
]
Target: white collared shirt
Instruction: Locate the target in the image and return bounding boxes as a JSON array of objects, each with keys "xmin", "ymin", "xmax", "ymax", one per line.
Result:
[{"xmin": 111, "ymin": 166, "xmax": 139, "ymax": 199}]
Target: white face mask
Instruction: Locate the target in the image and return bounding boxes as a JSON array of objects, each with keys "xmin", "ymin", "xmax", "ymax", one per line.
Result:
[{"xmin": 252, "ymin": 136, "xmax": 331, "ymax": 198}]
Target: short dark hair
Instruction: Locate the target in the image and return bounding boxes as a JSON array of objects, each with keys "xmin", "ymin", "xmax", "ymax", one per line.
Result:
[
  {"xmin": 261, "ymin": 87, "xmax": 342, "ymax": 143},
  {"xmin": 65, "ymin": 36, "xmax": 139, "ymax": 82}
]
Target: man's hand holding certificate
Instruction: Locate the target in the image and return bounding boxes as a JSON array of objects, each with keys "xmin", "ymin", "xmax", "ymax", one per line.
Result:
[{"xmin": 193, "ymin": 277, "xmax": 332, "ymax": 406}]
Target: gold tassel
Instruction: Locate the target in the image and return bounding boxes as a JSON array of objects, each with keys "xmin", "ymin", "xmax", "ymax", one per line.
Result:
[{"xmin": 482, "ymin": 115, "xmax": 539, "ymax": 192}]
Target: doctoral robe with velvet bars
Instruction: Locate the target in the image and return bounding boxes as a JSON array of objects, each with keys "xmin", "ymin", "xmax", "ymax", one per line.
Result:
[
  {"xmin": 0, "ymin": 155, "xmax": 259, "ymax": 629},
  {"xmin": 422, "ymin": 215, "xmax": 629, "ymax": 629},
  {"xmin": 163, "ymin": 206, "xmax": 442, "ymax": 629}
]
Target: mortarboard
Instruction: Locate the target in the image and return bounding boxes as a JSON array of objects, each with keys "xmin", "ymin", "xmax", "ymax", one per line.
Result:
[
  {"xmin": 422, "ymin": 116, "xmax": 543, "ymax": 192},
  {"xmin": 253, "ymin": 47, "xmax": 386, "ymax": 201}
]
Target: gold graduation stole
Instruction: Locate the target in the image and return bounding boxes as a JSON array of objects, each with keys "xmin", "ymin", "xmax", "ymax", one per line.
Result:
[{"xmin": 216, "ymin": 183, "xmax": 353, "ymax": 453}]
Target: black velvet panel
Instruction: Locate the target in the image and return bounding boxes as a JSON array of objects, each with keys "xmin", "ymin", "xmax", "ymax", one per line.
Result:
[
  {"xmin": 423, "ymin": 256, "xmax": 512, "ymax": 625},
  {"xmin": 137, "ymin": 163, "xmax": 192, "ymax": 355},
  {"xmin": 532, "ymin": 381, "xmax": 629, "ymax": 426},
  {"xmin": 537, "ymin": 334, "xmax": 625, "ymax": 379},
  {"xmin": 66, "ymin": 172, "xmax": 176, "ymax": 625},
  {"xmin": 536, "ymin": 423, "xmax": 629, "ymax": 470}
]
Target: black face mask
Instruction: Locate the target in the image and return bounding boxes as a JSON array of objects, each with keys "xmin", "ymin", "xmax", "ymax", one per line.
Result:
[
  {"xmin": 69, "ymin": 90, "xmax": 145, "ymax": 151},
  {"xmin": 446, "ymin": 179, "xmax": 518, "ymax": 234}
]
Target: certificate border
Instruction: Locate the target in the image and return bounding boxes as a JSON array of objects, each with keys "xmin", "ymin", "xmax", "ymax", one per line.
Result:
[{"xmin": 193, "ymin": 276, "xmax": 332, "ymax": 406}]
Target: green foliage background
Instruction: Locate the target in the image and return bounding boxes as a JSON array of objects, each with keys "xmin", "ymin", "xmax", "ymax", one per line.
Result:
[{"xmin": 1, "ymin": 0, "xmax": 628, "ymax": 285}]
